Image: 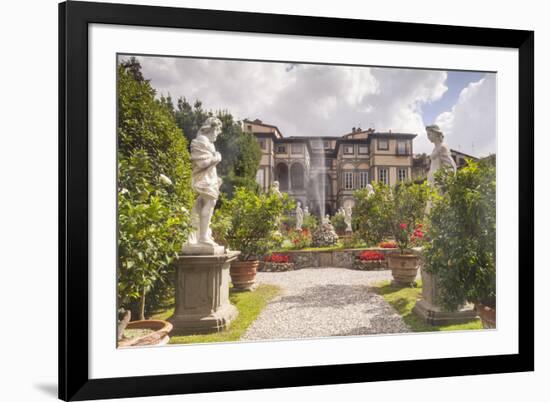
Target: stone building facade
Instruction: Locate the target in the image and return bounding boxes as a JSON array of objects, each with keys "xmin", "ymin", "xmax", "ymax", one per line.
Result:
[{"xmin": 244, "ymin": 119, "xmax": 416, "ymax": 215}]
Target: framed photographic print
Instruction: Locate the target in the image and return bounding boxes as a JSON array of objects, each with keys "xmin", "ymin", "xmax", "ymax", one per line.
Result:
[{"xmin": 59, "ymin": 1, "xmax": 534, "ymax": 400}]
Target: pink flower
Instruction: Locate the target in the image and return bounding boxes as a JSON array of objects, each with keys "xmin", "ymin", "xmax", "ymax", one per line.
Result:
[{"xmin": 400, "ymin": 223, "xmax": 407, "ymax": 229}]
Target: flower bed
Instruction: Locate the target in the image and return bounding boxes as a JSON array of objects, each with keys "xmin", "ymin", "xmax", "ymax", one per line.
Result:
[
  {"xmin": 259, "ymin": 254, "xmax": 295, "ymax": 272},
  {"xmin": 353, "ymin": 250, "xmax": 387, "ymax": 271}
]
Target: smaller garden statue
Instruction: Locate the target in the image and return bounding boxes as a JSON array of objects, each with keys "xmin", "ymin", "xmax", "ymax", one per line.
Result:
[
  {"xmin": 304, "ymin": 205, "xmax": 310, "ymax": 217},
  {"xmin": 313, "ymin": 213, "xmax": 339, "ymax": 247},
  {"xmin": 344, "ymin": 206, "xmax": 353, "ymax": 233},
  {"xmin": 365, "ymin": 183, "xmax": 375, "ymax": 197},
  {"xmin": 295, "ymin": 201, "xmax": 304, "ymax": 231},
  {"xmin": 271, "ymin": 181, "xmax": 283, "ymax": 234}
]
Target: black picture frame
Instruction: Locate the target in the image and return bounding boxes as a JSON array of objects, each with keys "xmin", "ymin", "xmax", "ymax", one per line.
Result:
[{"xmin": 59, "ymin": 1, "xmax": 534, "ymax": 400}]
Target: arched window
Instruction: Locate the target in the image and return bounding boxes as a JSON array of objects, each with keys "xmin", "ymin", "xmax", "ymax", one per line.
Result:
[
  {"xmin": 290, "ymin": 163, "xmax": 305, "ymax": 190},
  {"xmin": 275, "ymin": 163, "xmax": 289, "ymax": 191}
]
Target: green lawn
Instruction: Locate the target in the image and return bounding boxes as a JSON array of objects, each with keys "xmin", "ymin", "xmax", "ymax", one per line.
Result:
[
  {"xmin": 152, "ymin": 284, "xmax": 280, "ymax": 344},
  {"xmin": 372, "ymin": 280, "xmax": 482, "ymax": 332}
]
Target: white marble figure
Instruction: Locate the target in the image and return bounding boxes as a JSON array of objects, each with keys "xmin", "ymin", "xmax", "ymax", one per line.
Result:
[
  {"xmin": 365, "ymin": 184, "xmax": 375, "ymax": 197},
  {"xmin": 344, "ymin": 206, "xmax": 353, "ymax": 232},
  {"xmin": 322, "ymin": 214, "xmax": 331, "ymax": 225},
  {"xmin": 183, "ymin": 117, "xmax": 223, "ymax": 252},
  {"xmin": 295, "ymin": 201, "xmax": 304, "ymax": 231},
  {"xmin": 426, "ymin": 124, "xmax": 457, "ymax": 184},
  {"xmin": 271, "ymin": 181, "xmax": 282, "ymax": 197},
  {"xmin": 304, "ymin": 206, "xmax": 310, "ymax": 217}
]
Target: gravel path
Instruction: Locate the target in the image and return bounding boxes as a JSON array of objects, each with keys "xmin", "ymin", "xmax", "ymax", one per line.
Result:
[{"xmin": 241, "ymin": 268, "xmax": 410, "ymax": 341}]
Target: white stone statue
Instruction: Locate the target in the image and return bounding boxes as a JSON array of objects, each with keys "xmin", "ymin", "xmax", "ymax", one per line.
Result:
[
  {"xmin": 344, "ymin": 206, "xmax": 353, "ymax": 232},
  {"xmin": 365, "ymin": 183, "xmax": 375, "ymax": 197},
  {"xmin": 183, "ymin": 117, "xmax": 224, "ymax": 254},
  {"xmin": 426, "ymin": 124, "xmax": 457, "ymax": 184},
  {"xmin": 322, "ymin": 214, "xmax": 331, "ymax": 225},
  {"xmin": 304, "ymin": 206, "xmax": 310, "ymax": 217},
  {"xmin": 271, "ymin": 180, "xmax": 282, "ymax": 197},
  {"xmin": 295, "ymin": 201, "xmax": 304, "ymax": 231}
]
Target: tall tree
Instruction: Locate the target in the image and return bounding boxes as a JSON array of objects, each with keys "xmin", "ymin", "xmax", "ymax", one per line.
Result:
[{"xmin": 117, "ymin": 60, "xmax": 193, "ymax": 320}]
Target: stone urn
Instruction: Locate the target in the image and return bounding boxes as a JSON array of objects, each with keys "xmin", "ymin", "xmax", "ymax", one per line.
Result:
[
  {"xmin": 387, "ymin": 253, "xmax": 420, "ymax": 286},
  {"xmin": 117, "ymin": 320, "xmax": 173, "ymax": 348},
  {"xmin": 475, "ymin": 303, "xmax": 496, "ymax": 329},
  {"xmin": 230, "ymin": 259, "xmax": 259, "ymax": 291}
]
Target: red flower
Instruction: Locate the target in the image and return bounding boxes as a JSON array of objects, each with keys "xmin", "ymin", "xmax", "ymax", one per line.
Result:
[
  {"xmin": 266, "ymin": 254, "xmax": 290, "ymax": 263},
  {"xmin": 359, "ymin": 250, "xmax": 385, "ymax": 261},
  {"xmin": 400, "ymin": 223, "xmax": 407, "ymax": 229}
]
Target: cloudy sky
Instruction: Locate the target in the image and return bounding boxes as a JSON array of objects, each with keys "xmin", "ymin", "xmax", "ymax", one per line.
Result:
[{"xmin": 130, "ymin": 55, "xmax": 496, "ymax": 157}]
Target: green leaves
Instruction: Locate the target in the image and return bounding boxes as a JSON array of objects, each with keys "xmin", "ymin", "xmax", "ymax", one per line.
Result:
[
  {"xmin": 214, "ymin": 187, "xmax": 293, "ymax": 261},
  {"xmin": 424, "ymin": 160, "xmax": 496, "ymax": 310},
  {"xmin": 117, "ymin": 61, "xmax": 194, "ymax": 318},
  {"xmin": 353, "ymin": 182, "xmax": 431, "ymax": 251}
]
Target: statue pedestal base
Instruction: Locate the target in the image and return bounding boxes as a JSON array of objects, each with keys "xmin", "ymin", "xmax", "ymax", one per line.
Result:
[
  {"xmin": 413, "ymin": 268, "xmax": 478, "ymax": 326},
  {"xmin": 170, "ymin": 251, "xmax": 239, "ymax": 335}
]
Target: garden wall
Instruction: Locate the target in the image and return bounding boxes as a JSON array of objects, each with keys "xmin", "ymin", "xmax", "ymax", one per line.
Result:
[{"xmin": 261, "ymin": 248, "xmax": 397, "ymax": 269}]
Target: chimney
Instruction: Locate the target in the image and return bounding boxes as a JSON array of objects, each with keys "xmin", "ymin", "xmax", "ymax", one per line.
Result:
[{"xmin": 352, "ymin": 127, "xmax": 356, "ymax": 133}]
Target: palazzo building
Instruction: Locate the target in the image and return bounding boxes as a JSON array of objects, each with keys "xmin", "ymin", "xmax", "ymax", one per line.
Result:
[{"xmin": 244, "ymin": 119, "xmax": 416, "ymax": 216}]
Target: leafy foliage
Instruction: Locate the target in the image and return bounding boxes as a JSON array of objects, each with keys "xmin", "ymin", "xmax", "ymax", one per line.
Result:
[
  {"xmin": 215, "ymin": 187, "xmax": 294, "ymax": 260},
  {"xmin": 423, "ymin": 160, "xmax": 496, "ymax": 310},
  {"xmin": 353, "ymin": 182, "xmax": 431, "ymax": 251},
  {"xmin": 330, "ymin": 213, "xmax": 347, "ymax": 233},
  {"xmin": 172, "ymin": 99, "xmax": 262, "ymax": 198},
  {"xmin": 117, "ymin": 61, "xmax": 193, "ymax": 319}
]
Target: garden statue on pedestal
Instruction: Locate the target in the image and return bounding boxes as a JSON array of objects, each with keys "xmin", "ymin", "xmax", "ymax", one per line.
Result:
[
  {"xmin": 344, "ymin": 206, "xmax": 353, "ymax": 233},
  {"xmin": 183, "ymin": 116, "xmax": 224, "ymax": 255},
  {"xmin": 413, "ymin": 124, "xmax": 476, "ymax": 325},
  {"xmin": 295, "ymin": 201, "xmax": 304, "ymax": 231},
  {"xmin": 171, "ymin": 116, "xmax": 239, "ymax": 334}
]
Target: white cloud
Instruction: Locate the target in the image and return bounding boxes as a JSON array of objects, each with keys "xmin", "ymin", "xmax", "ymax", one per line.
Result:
[
  {"xmin": 132, "ymin": 55, "xmax": 450, "ymax": 153},
  {"xmin": 435, "ymin": 75, "xmax": 496, "ymax": 157}
]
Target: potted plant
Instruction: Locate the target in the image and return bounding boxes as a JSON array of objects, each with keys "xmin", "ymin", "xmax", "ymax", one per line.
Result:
[
  {"xmin": 117, "ymin": 309, "xmax": 173, "ymax": 347},
  {"xmin": 423, "ymin": 160, "xmax": 496, "ymax": 328},
  {"xmin": 215, "ymin": 187, "xmax": 293, "ymax": 290},
  {"xmin": 386, "ymin": 222, "xmax": 425, "ymax": 286},
  {"xmin": 355, "ymin": 182, "xmax": 430, "ymax": 286}
]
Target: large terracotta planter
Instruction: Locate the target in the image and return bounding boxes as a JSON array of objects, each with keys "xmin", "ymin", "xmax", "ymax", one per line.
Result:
[
  {"xmin": 387, "ymin": 253, "xmax": 420, "ymax": 286},
  {"xmin": 230, "ymin": 260, "xmax": 259, "ymax": 291},
  {"xmin": 476, "ymin": 303, "xmax": 496, "ymax": 329},
  {"xmin": 117, "ymin": 320, "xmax": 173, "ymax": 348}
]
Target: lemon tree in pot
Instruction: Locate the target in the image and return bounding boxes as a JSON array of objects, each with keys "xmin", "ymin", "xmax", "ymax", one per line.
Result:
[
  {"xmin": 354, "ymin": 182, "xmax": 430, "ymax": 286},
  {"xmin": 423, "ymin": 159, "xmax": 496, "ymax": 328},
  {"xmin": 214, "ymin": 187, "xmax": 293, "ymax": 291}
]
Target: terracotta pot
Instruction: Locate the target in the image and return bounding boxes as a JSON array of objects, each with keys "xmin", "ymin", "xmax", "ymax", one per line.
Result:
[
  {"xmin": 230, "ymin": 260, "xmax": 259, "ymax": 291},
  {"xmin": 476, "ymin": 303, "xmax": 496, "ymax": 329},
  {"xmin": 387, "ymin": 253, "xmax": 420, "ymax": 286},
  {"xmin": 117, "ymin": 320, "xmax": 173, "ymax": 348}
]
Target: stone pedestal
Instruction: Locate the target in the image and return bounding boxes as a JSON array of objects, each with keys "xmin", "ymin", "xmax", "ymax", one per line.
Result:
[
  {"xmin": 170, "ymin": 251, "xmax": 240, "ymax": 335},
  {"xmin": 413, "ymin": 268, "xmax": 478, "ymax": 326}
]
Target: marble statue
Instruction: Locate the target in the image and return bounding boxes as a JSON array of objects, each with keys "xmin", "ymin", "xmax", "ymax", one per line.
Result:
[
  {"xmin": 304, "ymin": 206, "xmax": 310, "ymax": 217},
  {"xmin": 344, "ymin": 206, "xmax": 353, "ymax": 232},
  {"xmin": 295, "ymin": 201, "xmax": 304, "ymax": 231},
  {"xmin": 322, "ymin": 214, "xmax": 331, "ymax": 225},
  {"xmin": 365, "ymin": 183, "xmax": 375, "ymax": 197},
  {"xmin": 183, "ymin": 117, "xmax": 224, "ymax": 254},
  {"xmin": 426, "ymin": 124, "xmax": 457, "ymax": 184},
  {"xmin": 271, "ymin": 180, "xmax": 282, "ymax": 197}
]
